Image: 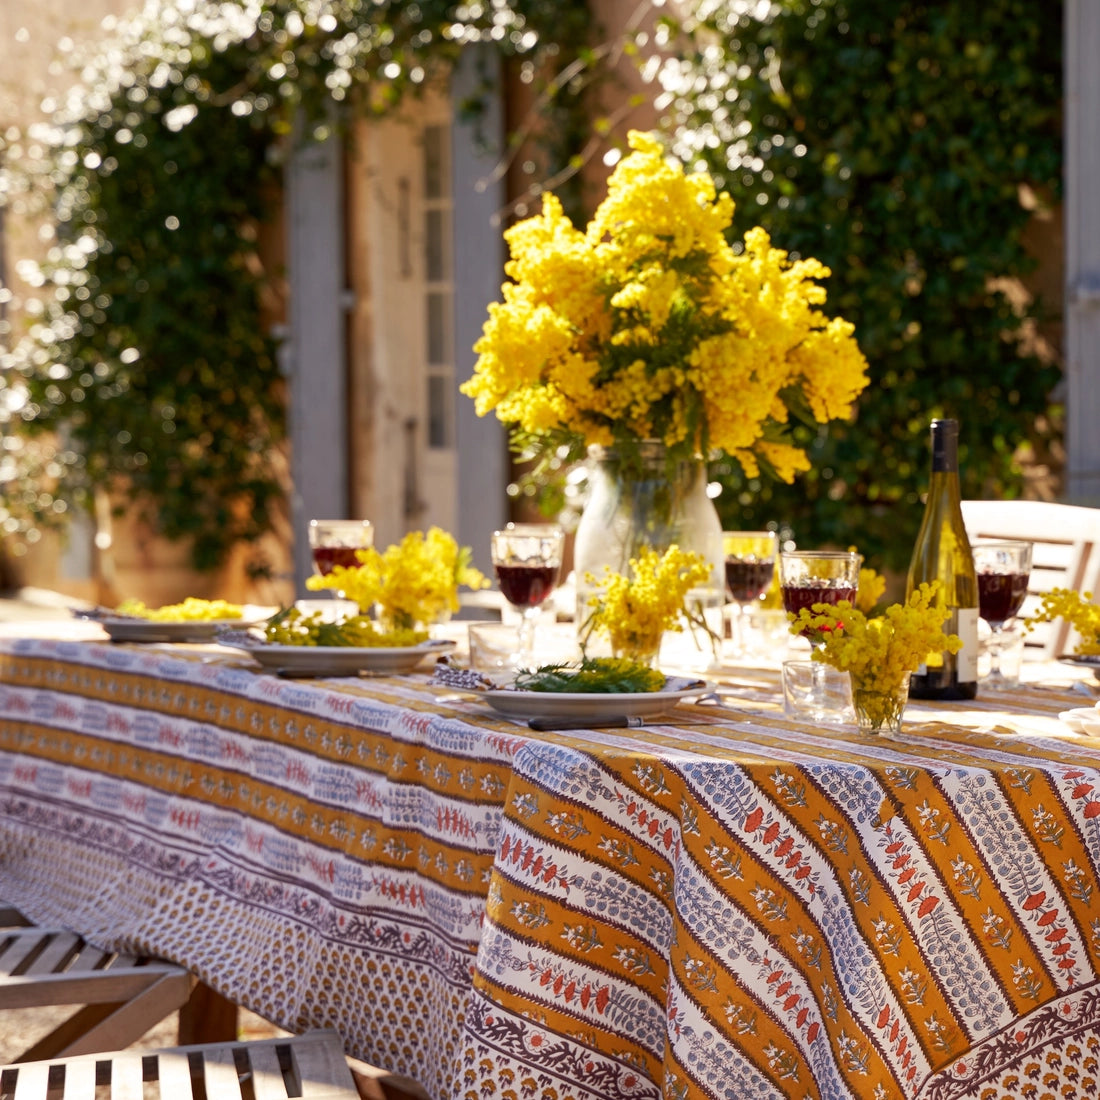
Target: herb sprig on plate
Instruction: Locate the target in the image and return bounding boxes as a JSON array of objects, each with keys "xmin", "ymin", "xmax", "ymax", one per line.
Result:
[
  {"xmin": 513, "ymin": 658, "xmax": 665, "ymax": 694},
  {"xmin": 262, "ymin": 606, "xmax": 427, "ymax": 648}
]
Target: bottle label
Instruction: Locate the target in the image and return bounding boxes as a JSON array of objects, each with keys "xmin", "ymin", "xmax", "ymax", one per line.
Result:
[{"xmin": 956, "ymin": 606, "xmax": 979, "ymax": 683}]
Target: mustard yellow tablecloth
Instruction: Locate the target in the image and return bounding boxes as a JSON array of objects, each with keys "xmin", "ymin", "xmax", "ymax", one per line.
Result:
[{"xmin": 1, "ymin": 635, "xmax": 1098, "ymax": 1100}]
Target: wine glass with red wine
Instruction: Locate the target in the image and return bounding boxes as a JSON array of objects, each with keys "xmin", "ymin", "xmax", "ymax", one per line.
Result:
[
  {"xmin": 308, "ymin": 519, "xmax": 373, "ymax": 603},
  {"xmin": 308, "ymin": 519, "xmax": 374, "ymax": 575},
  {"xmin": 490, "ymin": 524, "xmax": 565, "ymax": 665},
  {"xmin": 779, "ymin": 549, "xmax": 862, "ymax": 715},
  {"xmin": 972, "ymin": 540, "xmax": 1032, "ymax": 688},
  {"xmin": 723, "ymin": 530, "xmax": 778, "ymax": 656}
]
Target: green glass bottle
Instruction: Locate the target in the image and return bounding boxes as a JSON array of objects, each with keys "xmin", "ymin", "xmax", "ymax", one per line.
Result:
[{"xmin": 906, "ymin": 418, "xmax": 979, "ymax": 699}]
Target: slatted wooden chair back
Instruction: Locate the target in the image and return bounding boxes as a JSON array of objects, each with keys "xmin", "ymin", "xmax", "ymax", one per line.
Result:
[
  {"xmin": 0, "ymin": 925, "xmax": 193, "ymax": 1063},
  {"xmin": 961, "ymin": 499, "xmax": 1100, "ymax": 658},
  {"xmin": 0, "ymin": 1030, "xmax": 362, "ymax": 1100}
]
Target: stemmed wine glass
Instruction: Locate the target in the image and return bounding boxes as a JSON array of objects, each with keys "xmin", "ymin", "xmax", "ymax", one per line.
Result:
[
  {"xmin": 973, "ymin": 540, "xmax": 1032, "ymax": 688},
  {"xmin": 308, "ymin": 519, "xmax": 374, "ymax": 576},
  {"xmin": 723, "ymin": 530, "xmax": 779, "ymax": 656},
  {"xmin": 779, "ymin": 549, "xmax": 862, "ymax": 714},
  {"xmin": 490, "ymin": 524, "xmax": 565, "ymax": 665}
]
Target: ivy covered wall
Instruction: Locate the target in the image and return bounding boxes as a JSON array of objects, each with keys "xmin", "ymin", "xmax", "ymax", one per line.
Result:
[{"xmin": 0, "ymin": 0, "xmax": 1065, "ymax": 592}]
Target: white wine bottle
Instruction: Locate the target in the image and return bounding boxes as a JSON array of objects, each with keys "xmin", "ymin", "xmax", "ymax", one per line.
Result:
[{"xmin": 906, "ymin": 418, "xmax": 979, "ymax": 699}]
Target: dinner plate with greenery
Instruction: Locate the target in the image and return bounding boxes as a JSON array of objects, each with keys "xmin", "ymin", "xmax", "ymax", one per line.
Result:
[
  {"xmin": 477, "ymin": 659, "xmax": 711, "ymax": 721},
  {"xmin": 76, "ymin": 599, "xmax": 268, "ymax": 643},
  {"xmin": 218, "ymin": 633, "xmax": 455, "ymax": 677},
  {"xmin": 94, "ymin": 617, "xmax": 261, "ymax": 644}
]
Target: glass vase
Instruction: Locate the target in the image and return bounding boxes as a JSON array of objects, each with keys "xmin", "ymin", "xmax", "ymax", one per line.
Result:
[
  {"xmin": 849, "ymin": 672, "xmax": 911, "ymax": 736},
  {"xmin": 573, "ymin": 442, "xmax": 724, "ymax": 671}
]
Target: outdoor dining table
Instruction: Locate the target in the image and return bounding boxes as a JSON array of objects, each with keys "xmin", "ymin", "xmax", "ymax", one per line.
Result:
[{"xmin": 1, "ymin": 625, "xmax": 1098, "ymax": 1100}]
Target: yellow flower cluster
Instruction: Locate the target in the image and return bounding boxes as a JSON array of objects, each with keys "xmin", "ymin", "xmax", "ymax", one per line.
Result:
[
  {"xmin": 116, "ymin": 597, "xmax": 245, "ymax": 621},
  {"xmin": 306, "ymin": 527, "xmax": 489, "ymax": 630},
  {"xmin": 461, "ymin": 130, "xmax": 869, "ymax": 473},
  {"xmin": 1025, "ymin": 588, "xmax": 1100, "ymax": 655},
  {"xmin": 789, "ymin": 582, "xmax": 962, "ymax": 688},
  {"xmin": 583, "ymin": 545, "xmax": 713, "ymax": 661},
  {"xmin": 855, "ymin": 566, "xmax": 887, "ymax": 615}
]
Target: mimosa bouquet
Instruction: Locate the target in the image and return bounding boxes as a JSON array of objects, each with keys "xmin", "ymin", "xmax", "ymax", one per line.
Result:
[
  {"xmin": 1025, "ymin": 588, "xmax": 1100, "ymax": 655},
  {"xmin": 855, "ymin": 564, "xmax": 887, "ymax": 615},
  {"xmin": 789, "ymin": 581, "xmax": 962, "ymax": 715},
  {"xmin": 114, "ymin": 597, "xmax": 246, "ymax": 621},
  {"xmin": 307, "ymin": 527, "xmax": 489, "ymax": 634},
  {"xmin": 461, "ymin": 130, "xmax": 869, "ymax": 476},
  {"xmin": 581, "ymin": 545, "xmax": 714, "ymax": 664}
]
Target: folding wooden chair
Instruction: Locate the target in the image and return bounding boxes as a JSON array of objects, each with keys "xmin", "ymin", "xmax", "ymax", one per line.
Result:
[
  {"xmin": 0, "ymin": 1029, "xmax": 361, "ymax": 1100},
  {"xmin": 0, "ymin": 1029, "xmax": 429, "ymax": 1100},
  {"xmin": 0, "ymin": 902, "xmax": 29, "ymax": 929},
  {"xmin": 0, "ymin": 924, "xmax": 194, "ymax": 1063}
]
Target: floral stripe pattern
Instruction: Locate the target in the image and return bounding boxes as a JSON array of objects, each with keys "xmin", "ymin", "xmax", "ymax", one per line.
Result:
[{"xmin": 2, "ymin": 638, "xmax": 1099, "ymax": 1100}]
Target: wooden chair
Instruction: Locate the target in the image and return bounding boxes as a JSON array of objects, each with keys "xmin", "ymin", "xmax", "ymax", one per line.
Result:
[
  {"xmin": 0, "ymin": 1029, "xmax": 429, "ymax": 1100},
  {"xmin": 961, "ymin": 499, "xmax": 1100, "ymax": 658},
  {"xmin": 0, "ymin": 1029, "xmax": 360, "ymax": 1100},
  {"xmin": 0, "ymin": 924, "xmax": 194, "ymax": 1063},
  {"xmin": 0, "ymin": 902, "xmax": 30, "ymax": 929}
]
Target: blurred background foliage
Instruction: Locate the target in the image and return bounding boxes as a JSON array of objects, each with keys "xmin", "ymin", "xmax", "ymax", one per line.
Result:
[
  {"xmin": 0, "ymin": 0, "xmax": 1064, "ymax": 576},
  {"xmin": 652, "ymin": 0, "xmax": 1063, "ymax": 572}
]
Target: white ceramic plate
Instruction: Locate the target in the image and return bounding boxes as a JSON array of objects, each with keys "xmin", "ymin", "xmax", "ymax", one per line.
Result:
[
  {"xmin": 221, "ymin": 638, "xmax": 455, "ymax": 677},
  {"xmin": 482, "ymin": 680, "xmax": 712, "ymax": 721},
  {"xmin": 1058, "ymin": 706, "xmax": 1100, "ymax": 736},
  {"xmin": 93, "ymin": 617, "xmax": 258, "ymax": 644}
]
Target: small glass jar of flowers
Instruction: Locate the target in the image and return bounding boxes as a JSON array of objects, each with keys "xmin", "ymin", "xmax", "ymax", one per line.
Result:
[
  {"xmin": 306, "ymin": 526, "xmax": 489, "ymax": 639},
  {"xmin": 580, "ymin": 544, "xmax": 715, "ymax": 667},
  {"xmin": 788, "ymin": 582, "xmax": 961, "ymax": 735}
]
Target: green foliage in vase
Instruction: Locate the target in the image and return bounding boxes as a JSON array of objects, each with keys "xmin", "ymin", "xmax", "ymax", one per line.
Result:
[{"xmin": 649, "ymin": 0, "xmax": 1062, "ymax": 571}]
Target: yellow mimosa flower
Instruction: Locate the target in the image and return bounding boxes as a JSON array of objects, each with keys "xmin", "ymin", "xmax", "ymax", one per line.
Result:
[
  {"xmin": 461, "ymin": 129, "xmax": 869, "ymax": 472},
  {"xmin": 306, "ymin": 527, "xmax": 489, "ymax": 631}
]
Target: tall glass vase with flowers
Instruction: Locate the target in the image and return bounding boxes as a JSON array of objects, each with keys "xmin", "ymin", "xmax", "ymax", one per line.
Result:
[
  {"xmin": 461, "ymin": 130, "xmax": 869, "ymax": 663},
  {"xmin": 788, "ymin": 582, "xmax": 962, "ymax": 735},
  {"xmin": 575, "ymin": 441, "xmax": 724, "ymax": 667}
]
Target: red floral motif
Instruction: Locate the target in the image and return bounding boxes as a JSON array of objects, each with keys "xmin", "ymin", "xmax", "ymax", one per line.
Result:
[
  {"xmin": 1062, "ymin": 769, "xmax": 1100, "ymax": 819},
  {"xmin": 437, "ymin": 805, "xmax": 478, "ymax": 839},
  {"xmin": 743, "ymin": 806, "xmax": 820, "ymax": 895},
  {"xmin": 762, "ymin": 959, "xmax": 819, "ymax": 1042},
  {"xmin": 881, "ymin": 827, "xmax": 942, "ymax": 920},
  {"xmin": 499, "ymin": 835, "xmax": 569, "ymax": 891},
  {"xmin": 0, "ymin": 691, "xmax": 30, "ymax": 714},
  {"xmin": 615, "ymin": 791, "xmax": 678, "ymax": 852},
  {"xmin": 530, "ymin": 960, "xmax": 612, "ymax": 1014}
]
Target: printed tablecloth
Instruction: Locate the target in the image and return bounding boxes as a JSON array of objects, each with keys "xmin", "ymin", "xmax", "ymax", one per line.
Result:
[{"xmin": 1, "ymin": 636, "xmax": 1098, "ymax": 1100}]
